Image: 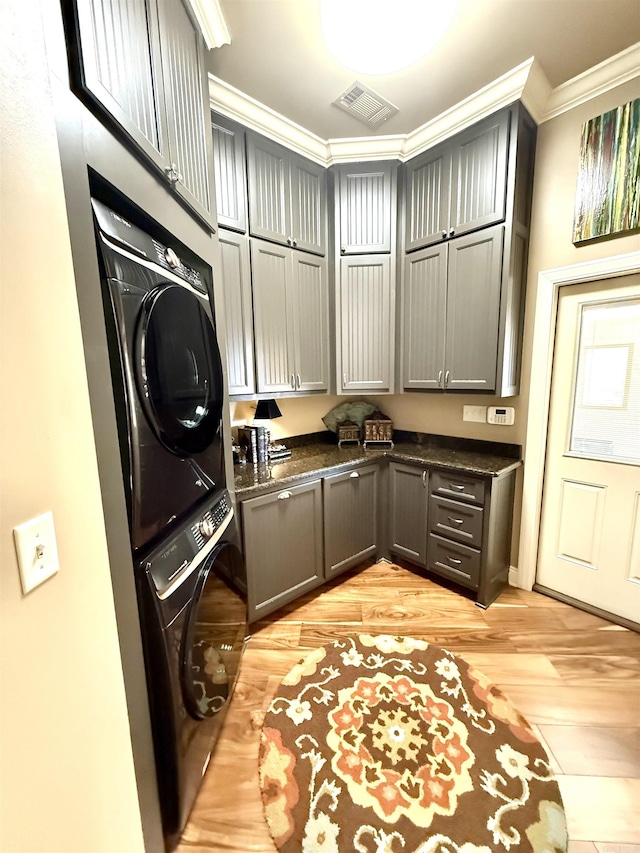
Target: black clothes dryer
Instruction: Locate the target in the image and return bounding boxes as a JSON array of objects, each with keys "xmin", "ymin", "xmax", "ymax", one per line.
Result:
[
  {"xmin": 136, "ymin": 488, "xmax": 247, "ymax": 850},
  {"xmin": 93, "ymin": 198, "xmax": 226, "ymax": 554}
]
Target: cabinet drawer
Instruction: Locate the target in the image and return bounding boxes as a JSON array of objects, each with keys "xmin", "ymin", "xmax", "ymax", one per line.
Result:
[
  {"xmin": 431, "ymin": 469, "xmax": 486, "ymax": 505},
  {"xmin": 429, "ymin": 495, "xmax": 483, "ymax": 548},
  {"xmin": 427, "ymin": 534, "xmax": 480, "ymax": 589}
]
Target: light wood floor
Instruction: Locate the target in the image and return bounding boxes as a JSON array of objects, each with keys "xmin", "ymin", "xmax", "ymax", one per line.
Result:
[{"xmin": 175, "ymin": 561, "xmax": 640, "ymax": 853}]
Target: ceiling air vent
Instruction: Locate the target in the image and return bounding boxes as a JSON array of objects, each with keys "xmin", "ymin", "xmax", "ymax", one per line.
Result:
[{"xmin": 333, "ymin": 81, "xmax": 398, "ymax": 127}]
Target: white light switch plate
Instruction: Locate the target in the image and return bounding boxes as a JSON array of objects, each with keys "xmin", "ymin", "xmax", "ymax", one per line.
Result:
[
  {"xmin": 13, "ymin": 511, "xmax": 60, "ymax": 594},
  {"xmin": 463, "ymin": 405, "xmax": 487, "ymax": 423}
]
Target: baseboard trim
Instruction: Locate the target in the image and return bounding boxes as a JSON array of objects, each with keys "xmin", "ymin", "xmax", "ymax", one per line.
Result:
[{"xmin": 533, "ymin": 584, "xmax": 639, "ymax": 632}]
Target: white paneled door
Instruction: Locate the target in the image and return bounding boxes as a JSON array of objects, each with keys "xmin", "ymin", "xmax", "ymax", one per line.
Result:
[{"xmin": 537, "ymin": 276, "xmax": 640, "ymax": 624}]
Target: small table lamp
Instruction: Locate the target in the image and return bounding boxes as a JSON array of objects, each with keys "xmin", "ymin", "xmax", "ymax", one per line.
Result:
[{"xmin": 253, "ymin": 399, "xmax": 291, "ymax": 461}]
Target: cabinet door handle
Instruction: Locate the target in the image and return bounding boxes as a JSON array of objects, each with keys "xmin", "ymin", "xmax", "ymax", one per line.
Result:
[
  {"xmin": 165, "ymin": 163, "xmax": 182, "ymax": 184},
  {"xmin": 441, "ymin": 230, "xmax": 447, "ymax": 240},
  {"xmin": 444, "ymin": 370, "xmax": 450, "ymax": 387},
  {"xmin": 296, "ymin": 373, "xmax": 301, "ymax": 389},
  {"xmin": 286, "ymin": 236, "xmax": 292, "ymax": 245},
  {"xmin": 450, "ymin": 483, "xmax": 465, "ymax": 491},
  {"xmin": 292, "ymin": 238, "xmax": 298, "ymax": 247},
  {"xmin": 448, "ymin": 516, "xmax": 464, "ymax": 525},
  {"xmin": 349, "ymin": 471, "xmax": 360, "ymax": 479},
  {"xmin": 343, "ymin": 372, "xmax": 348, "ymax": 387},
  {"xmin": 290, "ymin": 373, "xmax": 296, "ymax": 389},
  {"xmin": 277, "ymin": 490, "xmax": 292, "ymax": 500},
  {"xmin": 340, "ymin": 246, "xmax": 346, "ymax": 254},
  {"xmin": 448, "ymin": 227, "xmax": 455, "ymax": 237},
  {"xmin": 422, "ymin": 470, "xmax": 427, "ymax": 487},
  {"xmin": 447, "ymin": 556, "xmax": 462, "ymax": 565},
  {"xmin": 437, "ymin": 369, "xmax": 443, "ymax": 387}
]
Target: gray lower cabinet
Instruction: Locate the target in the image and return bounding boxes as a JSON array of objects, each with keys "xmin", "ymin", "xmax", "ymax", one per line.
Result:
[
  {"xmin": 324, "ymin": 466, "xmax": 378, "ymax": 578},
  {"xmin": 69, "ymin": 0, "xmax": 214, "ymax": 228},
  {"xmin": 242, "ymin": 480, "xmax": 324, "ymax": 621},
  {"xmin": 402, "ymin": 226, "xmax": 503, "ymax": 391},
  {"xmin": 389, "ymin": 463, "xmax": 516, "ymax": 607},
  {"xmin": 388, "ymin": 463, "xmax": 429, "ymax": 566},
  {"xmin": 251, "ymin": 239, "xmax": 329, "ymax": 394},
  {"xmin": 338, "ymin": 255, "xmax": 394, "ymax": 392},
  {"xmin": 218, "ymin": 230, "xmax": 254, "ymax": 395}
]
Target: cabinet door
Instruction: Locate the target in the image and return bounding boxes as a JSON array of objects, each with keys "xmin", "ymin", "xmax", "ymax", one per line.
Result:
[
  {"xmin": 247, "ymin": 135, "xmax": 290, "ymax": 246},
  {"xmin": 338, "ymin": 163, "xmax": 394, "ymax": 254},
  {"xmin": 219, "ymin": 231, "xmax": 254, "ymax": 395},
  {"xmin": 449, "ymin": 110, "xmax": 509, "ymax": 238},
  {"xmin": 290, "ymin": 155, "xmax": 326, "ymax": 255},
  {"xmin": 212, "ymin": 115, "xmax": 247, "ymax": 232},
  {"xmin": 324, "ymin": 466, "xmax": 378, "ymax": 578},
  {"xmin": 444, "ymin": 226, "xmax": 504, "ymax": 391},
  {"xmin": 404, "ymin": 144, "xmax": 451, "ymax": 251},
  {"xmin": 157, "ymin": 0, "xmax": 214, "ymax": 226},
  {"xmin": 389, "ymin": 463, "xmax": 428, "ymax": 566},
  {"xmin": 339, "ymin": 256, "xmax": 392, "ymax": 392},
  {"xmin": 72, "ymin": 0, "xmax": 167, "ymax": 170},
  {"xmin": 291, "ymin": 254, "xmax": 329, "ymax": 392},
  {"xmin": 402, "ymin": 244, "xmax": 447, "ymax": 389},
  {"xmin": 242, "ymin": 481, "xmax": 323, "ymax": 621},
  {"xmin": 251, "ymin": 240, "xmax": 296, "ymax": 393}
]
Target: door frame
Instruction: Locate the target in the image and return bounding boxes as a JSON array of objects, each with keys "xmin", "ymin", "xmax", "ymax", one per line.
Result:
[{"xmin": 517, "ymin": 250, "xmax": 640, "ymax": 591}]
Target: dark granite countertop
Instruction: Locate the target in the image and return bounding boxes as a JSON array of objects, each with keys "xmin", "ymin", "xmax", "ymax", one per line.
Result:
[{"xmin": 233, "ymin": 433, "xmax": 521, "ymax": 499}]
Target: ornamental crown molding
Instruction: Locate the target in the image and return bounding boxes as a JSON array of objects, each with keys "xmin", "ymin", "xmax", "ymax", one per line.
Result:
[
  {"xmin": 209, "ymin": 43, "xmax": 640, "ymax": 166},
  {"xmin": 186, "ymin": 0, "xmax": 230, "ymax": 50}
]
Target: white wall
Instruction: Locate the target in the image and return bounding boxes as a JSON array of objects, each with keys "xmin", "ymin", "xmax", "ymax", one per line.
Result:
[{"xmin": 0, "ymin": 2, "xmax": 145, "ymax": 850}]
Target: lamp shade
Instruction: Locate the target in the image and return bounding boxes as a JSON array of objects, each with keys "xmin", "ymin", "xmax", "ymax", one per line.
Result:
[{"xmin": 254, "ymin": 399, "xmax": 282, "ymax": 420}]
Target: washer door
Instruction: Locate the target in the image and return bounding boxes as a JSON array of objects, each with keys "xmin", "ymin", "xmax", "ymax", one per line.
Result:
[
  {"xmin": 135, "ymin": 283, "xmax": 223, "ymax": 455},
  {"xmin": 181, "ymin": 542, "xmax": 246, "ymax": 720}
]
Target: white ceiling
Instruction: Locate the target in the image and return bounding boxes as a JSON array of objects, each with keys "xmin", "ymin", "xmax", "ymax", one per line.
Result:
[{"xmin": 206, "ymin": 0, "xmax": 640, "ymax": 140}]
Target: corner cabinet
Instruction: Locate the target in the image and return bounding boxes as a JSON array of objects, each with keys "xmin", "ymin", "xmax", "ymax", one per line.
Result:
[
  {"xmin": 69, "ymin": 0, "xmax": 215, "ymax": 229},
  {"xmin": 242, "ymin": 481, "xmax": 324, "ymax": 622},
  {"xmin": 251, "ymin": 239, "xmax": 329, "ymax": 394},
  {"xmin": 336, "ymin": 162, "xmax": 396, "ymax": 254},
  {"xmin": 211, "ymin": 114, "xmax": 247, "ymax": 233},
  {"xmin": 401, "ymin": 104, "xmax": 536, "ymax": 396},
  {"xmin": 247, "ymin": 134, "xmax": 327, "ymax": 255},
  {"xmin": 324, "ymin": 465, "xmax": 378, "ymax": 578},
  {"xmin": 388, "ymin": 463, "xmax": 429, "ymax": 566}
]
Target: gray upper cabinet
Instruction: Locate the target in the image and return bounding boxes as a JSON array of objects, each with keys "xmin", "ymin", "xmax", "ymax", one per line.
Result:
[
  {"xmin": 323, "ymin": 466, "xmax": 378, "ymax": 579},
  {"xmin": 211, "ymin": 114, "xmax": 247, "ymax": 232},
  {"xmin": 338, "ymin": 255, "xmax": 393, "ymax": 393},
  {"xmin": 405, "ymin": 110, "xmax": 509, "ymax": 252},
  {"xmin": 70, "ymin": 0, "xmax": 214, "ymax": 228},
  {"xmin": 251, "ymin": 239, "xmax": 329, "ymax": 394},
  {"xmin": 157, "ymin": 0, "xmax": 213, "ymax": 224},
  {"xmin": 218, "ymin": 231, "xmax": 254, "ymax": 396},
  {"xmin": 247, "ymin": 134, "xmax": 326, "ymax": 255},
  {"xmin": 337, "ymin": 162, "xmax": 396, "ymax": 254},
  {"xmin": 402, "ymin": 226, "xmax": 504, "ymax": 391}
]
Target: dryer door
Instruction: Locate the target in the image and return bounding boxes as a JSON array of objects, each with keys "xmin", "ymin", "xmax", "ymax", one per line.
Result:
[
  {"xmin": 181, "ymin": 542, "xmax": 247, "ymax": 719},
  {"xmin": 135, "ymin": 283, "xmax": 224, "ymax": 455}
]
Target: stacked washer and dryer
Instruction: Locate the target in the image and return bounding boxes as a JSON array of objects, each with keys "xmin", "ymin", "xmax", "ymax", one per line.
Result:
[{"xmin": 92, "ymin": 199, "xmax": 247, "ymax": 850}]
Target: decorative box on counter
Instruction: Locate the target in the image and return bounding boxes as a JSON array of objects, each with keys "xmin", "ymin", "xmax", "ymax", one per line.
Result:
[
  {"xmin": 363, "ymin": 410, "xmax": 393, "ymax": 448},
  {"xmin": 337, "ymin": 419, "xmax": 361, "ymax": 447}
]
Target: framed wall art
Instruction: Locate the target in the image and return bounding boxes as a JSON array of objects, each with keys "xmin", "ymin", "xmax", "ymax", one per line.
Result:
[{"xmin": 573, "ymin": 97, "xmax": 640, "ymax": 243}]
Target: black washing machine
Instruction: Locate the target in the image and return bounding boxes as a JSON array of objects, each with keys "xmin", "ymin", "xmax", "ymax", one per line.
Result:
[
  {"xmin": 136, "ymin": 488, "xmax": 247, "ymax": 850},
  {"xmin": 93, "ymin": 198, "xmax": 226, "ymax": 555}
]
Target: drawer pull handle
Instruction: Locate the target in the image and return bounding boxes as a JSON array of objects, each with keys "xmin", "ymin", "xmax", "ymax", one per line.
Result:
[
  {"xmin": 450, "ymin": 484, "xmax": 465, "ymax": 491},
  {"xmin": 349, "ymin": 471, "xmax": 360, "ymax": 479},
  {"xmin": 448, "ymin": 516, "xmax": 464, "ymax": 525},
  {"xmin": 422, "ymin": 470, "xmax": 427, "ymax": 487},
  {"xmin": 277, "ymin": 491, "xmax": 292, "ymax": 500},
  {"xmin": 447, "ymin": 556, "xmax": 462, "ymax": 565}
]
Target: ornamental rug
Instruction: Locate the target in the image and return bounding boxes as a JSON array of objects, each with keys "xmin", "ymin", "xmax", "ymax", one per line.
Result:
[{"xmin": 258, "ymin": 635, "xmax": 567, "ymax": 853}]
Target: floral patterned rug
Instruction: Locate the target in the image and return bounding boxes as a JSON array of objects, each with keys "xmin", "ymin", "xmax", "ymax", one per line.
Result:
[{"xmin": 259, "ymin": 635, "xmax": 567, "ymax": 853}]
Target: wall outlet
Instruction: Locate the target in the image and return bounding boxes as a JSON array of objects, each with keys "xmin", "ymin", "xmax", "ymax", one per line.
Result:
[
  {"xmin": 13, "ymin": 511, "xmax": 60, "ymax": 594},
  {"xmin": 463, "ymin": 405, "xmax": 487, "ymax": 423}
]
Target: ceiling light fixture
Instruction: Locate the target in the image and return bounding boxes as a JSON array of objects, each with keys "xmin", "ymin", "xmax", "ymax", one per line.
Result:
[{"xmin": 320, "ymin": 0, "xmax": 457, "ymax": 76}]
